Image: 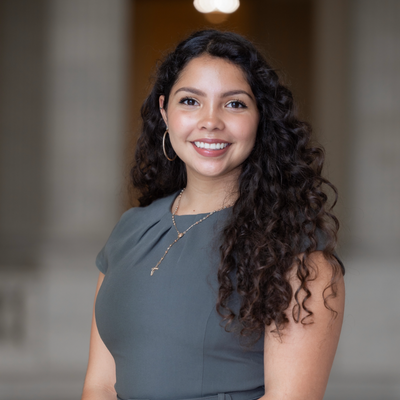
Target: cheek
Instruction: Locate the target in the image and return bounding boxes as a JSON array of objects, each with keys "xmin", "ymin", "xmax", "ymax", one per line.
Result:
[
  {"xmin": 168, "ymin": 111, "xmax": 196, "ymax": 134},
  {"xmin": 236, "ymin": 119, "xmax": 258, "ymax": 148}
]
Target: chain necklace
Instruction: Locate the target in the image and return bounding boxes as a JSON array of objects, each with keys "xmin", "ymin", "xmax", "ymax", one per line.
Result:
[{"xmin": 150, "ymin": 188, "xmax": 230, "ymax": 276}]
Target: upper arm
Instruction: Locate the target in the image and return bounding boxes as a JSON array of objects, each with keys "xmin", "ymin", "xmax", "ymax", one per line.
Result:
[
  {"xmin": 82, "ymin": 273, "xmax": 117, "ymax": 396},
  {"xmin": 262, "ymin": 251, "xmax": 345, "ymax": 400}
]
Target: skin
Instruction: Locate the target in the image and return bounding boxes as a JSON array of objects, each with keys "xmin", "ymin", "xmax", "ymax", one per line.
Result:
[
  {"xmin": 160, "ymin": 55, "xmax": 259, "ymax": 215},
  {"xmin": 81, "ymin": 273, "xmax": 116, "ymax": 400},
  {"xmin": 261, "ymin": 252, "xmax": 344, "ymax": 400},
  {"xmin": 81, "ymin": 55, "xmax": 345, "ymax": 400}
]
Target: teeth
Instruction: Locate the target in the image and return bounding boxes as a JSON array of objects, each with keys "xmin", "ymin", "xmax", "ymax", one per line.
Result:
[{"xmin": 194, "ymin": 142, "xmax": 229, "ymax": 150}]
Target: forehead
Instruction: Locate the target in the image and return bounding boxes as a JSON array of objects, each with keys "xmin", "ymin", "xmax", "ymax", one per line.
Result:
[{"xmin": 173, "ymin": 55, "xmax": 250, "ymax": 90}]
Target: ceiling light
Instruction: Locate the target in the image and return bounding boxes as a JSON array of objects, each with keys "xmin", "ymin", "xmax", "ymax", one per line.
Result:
[
  {"xmin": 193, "ymin": 0, "xmax": 240, "ymax": 14},
  {"xmin": 215, "ymin": 0, "xmax": 240, "ymax": 13}
]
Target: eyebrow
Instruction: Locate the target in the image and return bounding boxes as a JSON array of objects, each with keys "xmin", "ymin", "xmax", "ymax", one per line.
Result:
[
  {"xmin": 222, "ymin": 90, "xmax": 254, "ymax": 100},
  {"xmin": 174, "ymin": 87, "xmax": 254, "ymax": 100}
]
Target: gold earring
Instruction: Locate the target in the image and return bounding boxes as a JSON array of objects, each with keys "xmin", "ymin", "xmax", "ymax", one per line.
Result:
[{"xmin": 162, "ymin": 130, "xmax": 177, "ymax": 161}]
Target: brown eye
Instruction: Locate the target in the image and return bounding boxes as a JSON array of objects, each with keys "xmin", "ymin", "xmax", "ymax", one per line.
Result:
[
  {"xmin": 180, "ymin": 97, "xmax": 199, "ymax": 106},
  {"xmin": 227, "ymin": 100, "xmax": 247, "ymax": 109}
]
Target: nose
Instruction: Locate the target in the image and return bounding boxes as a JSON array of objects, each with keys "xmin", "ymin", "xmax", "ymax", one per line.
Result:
[{"xmin": 197, "ymin": 104, "xmax": 225, "ymax": 132}]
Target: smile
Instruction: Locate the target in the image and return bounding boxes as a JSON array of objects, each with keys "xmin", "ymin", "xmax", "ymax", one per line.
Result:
[{"xmin": 194, "ymin": 141, "xmax": 230, "ymax": 150}]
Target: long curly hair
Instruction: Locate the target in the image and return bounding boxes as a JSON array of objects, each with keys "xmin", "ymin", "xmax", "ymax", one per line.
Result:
[{"xmin": 131, "ymin": 29, "xmax": 344, "ymax": 339}]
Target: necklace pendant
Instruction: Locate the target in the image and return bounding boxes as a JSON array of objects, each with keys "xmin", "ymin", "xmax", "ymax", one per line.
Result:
[{"xmin": 150, "ymin": 188, "xmax": 229, "ymax": 276}]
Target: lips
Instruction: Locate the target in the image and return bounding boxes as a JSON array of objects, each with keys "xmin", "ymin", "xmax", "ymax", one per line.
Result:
[{"xmin": 190, "ymin": 138, "xmax": 231, "ymax": 157}]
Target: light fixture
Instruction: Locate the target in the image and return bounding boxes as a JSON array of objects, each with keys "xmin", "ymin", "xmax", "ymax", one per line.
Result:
[{"xmin": 193, "ymin": 0, "xmax": 240, "ymax": 14}]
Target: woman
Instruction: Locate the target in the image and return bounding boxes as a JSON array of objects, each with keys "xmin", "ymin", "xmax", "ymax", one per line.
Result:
[{"xmin": 82, "ymin": 30, "xmax": 345, "ymax": 400}]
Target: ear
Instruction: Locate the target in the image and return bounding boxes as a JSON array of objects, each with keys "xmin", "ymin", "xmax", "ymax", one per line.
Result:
[{"xmin": 159, "ymin": 95, "xmax": 168, "ymax": 128}]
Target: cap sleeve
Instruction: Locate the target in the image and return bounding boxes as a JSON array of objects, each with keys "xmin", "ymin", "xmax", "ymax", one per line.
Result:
[
  {"xmin": 94, "ymin": 207, "xmax": 137, "ymax": 275},
  {"xmin": 95, "ymin": 246, "xmax": 107, "ymax": 274},
  {"xmin": 300, "ymin": 228, "xmax": 345, "ymax": 274},
  {"xmin": 93, "ymin": 193, "xmax": 176, "ymax": 275}
]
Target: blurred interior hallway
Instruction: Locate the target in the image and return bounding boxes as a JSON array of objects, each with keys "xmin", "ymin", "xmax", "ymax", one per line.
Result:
[{"xmin": 0, "ymin": 1, "xmax": 399, "ymax": 399}]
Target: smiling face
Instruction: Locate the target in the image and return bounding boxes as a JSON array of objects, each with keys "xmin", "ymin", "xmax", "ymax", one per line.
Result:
[{"xmin": 159, "ymin": 55, "xmax": 259, "ymax": 185}]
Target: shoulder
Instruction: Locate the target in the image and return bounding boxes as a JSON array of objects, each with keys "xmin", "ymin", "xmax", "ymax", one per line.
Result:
[
  {"xmin": 263, "ymin": 250, "xmax": 345, "ymax": 399},
  {"xmin": 297, "ymin": 251, "xmax": 344, "ymax": 289},
  {"xmin": 95, "ymin": 192, "xmax": 177, "ymax": 274},
  {"xmin": 114, "ymin": 192, "xmax": 177, "ymax": 232},
  {"xmin": 288, "ymin": 250, "xmax": 345, "ymax": 325},
  {"xmin": 300, "ymin": 227, "xmax": 345, "ymax": 275}
]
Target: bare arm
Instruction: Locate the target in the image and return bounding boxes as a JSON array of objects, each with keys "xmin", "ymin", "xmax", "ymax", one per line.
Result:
[
  {"xmin": 261, "ymin": 251, "xmax": 345, "ymax": 400},
  {"xmin": 81, "ymin": 273, "xmax": 117, "ymax": 400}
]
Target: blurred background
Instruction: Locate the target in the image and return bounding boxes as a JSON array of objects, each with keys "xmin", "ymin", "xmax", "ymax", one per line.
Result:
[{"xmin": 0, "ymin": 0, "xmax": 399, "ymax": 399}]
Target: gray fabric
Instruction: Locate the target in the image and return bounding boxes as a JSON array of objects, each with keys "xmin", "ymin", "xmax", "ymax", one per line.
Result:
[
  {"xmin": 116, "ymin": 386, "xmax": 265, "ymax": 400},
  {"xmin": 95, "ymin": 191, "xmax": 342, "ymax": 400}
]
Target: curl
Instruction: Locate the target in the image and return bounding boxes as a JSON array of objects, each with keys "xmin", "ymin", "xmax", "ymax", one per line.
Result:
[{"xmin": 130, "ymin": 29, "xmax": 345, "ymax": 341}]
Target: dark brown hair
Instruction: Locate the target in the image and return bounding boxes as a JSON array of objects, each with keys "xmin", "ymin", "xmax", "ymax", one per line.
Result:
[{"xmin": 131, "ymin": 30, "xmax": 344, "ymax": 339}]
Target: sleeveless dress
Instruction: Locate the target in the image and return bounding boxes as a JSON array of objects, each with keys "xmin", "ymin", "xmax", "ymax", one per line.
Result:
[{"xmin": 95, "ymin": 192, "xmax": 343, "ymax": 400}]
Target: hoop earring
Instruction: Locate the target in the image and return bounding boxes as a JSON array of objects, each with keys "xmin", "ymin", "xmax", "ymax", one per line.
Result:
[{"xmin": 162, "ymin": 130, "xmax": 177, "ymax": 161}]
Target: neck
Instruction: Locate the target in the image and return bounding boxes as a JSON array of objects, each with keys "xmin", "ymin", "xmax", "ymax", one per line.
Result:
[{"xmin": 174, "ymin": 172, "xmax": 239, "ymax": 215}]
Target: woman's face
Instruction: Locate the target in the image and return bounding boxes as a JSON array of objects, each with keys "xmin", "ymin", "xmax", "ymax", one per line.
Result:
[{"xmin": 159, "ymin": 55, "xmax": 259, "ymax": 183}]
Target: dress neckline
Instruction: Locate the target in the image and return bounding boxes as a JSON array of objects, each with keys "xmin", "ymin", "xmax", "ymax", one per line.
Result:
[{"xmin": 167, "ymin": 190, "xmax": 232, "ymax": 218}]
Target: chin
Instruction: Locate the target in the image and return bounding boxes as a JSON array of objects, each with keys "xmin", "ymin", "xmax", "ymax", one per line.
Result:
[{"xmin": 196, "ymin": 166, "xmax": 239, "ymax": 179}]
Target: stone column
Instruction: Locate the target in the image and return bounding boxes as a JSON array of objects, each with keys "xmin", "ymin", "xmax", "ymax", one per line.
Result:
[
  {"xmin": 314, "ymin": 1, "xmax": 400, "ymax": 399},
  {"xmin": 348, "ymin": 0, "xmax": 400, "ymax": 256},
  {"xmin": 312, "ymin": 0, "xmax": 351, "ymax": 250},
  {"xmin": 41, "ymin": 0, "xmax": 130, "ymax": 375},
  {"xmin": 0, "ymin": 0, "xmax": 48, "ymax": 268},
  {"xmin": 0, "ymin": 0, "xmax": 49, "ymax": 381},
  {"xmin": 0, "ymin": 0, "xmax": 130, "ymax": 398}
]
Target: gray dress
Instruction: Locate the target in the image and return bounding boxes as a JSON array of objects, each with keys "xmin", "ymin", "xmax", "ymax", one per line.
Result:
[{"xmin": 95, "ymin": 192, "xmax": 342, "ymax": 400}]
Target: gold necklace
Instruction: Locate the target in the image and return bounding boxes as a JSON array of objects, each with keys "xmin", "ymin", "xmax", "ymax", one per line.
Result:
[{"xmin": 150, "ymin": 189, "xmax": 230, "ymax": 276}]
